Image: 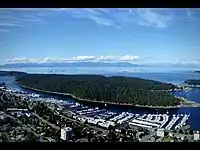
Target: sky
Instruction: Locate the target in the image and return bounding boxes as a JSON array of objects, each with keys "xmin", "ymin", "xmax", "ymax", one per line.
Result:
[{"xmin": 0, "ymin": 8, "xmax": 200, "ymax": 67}]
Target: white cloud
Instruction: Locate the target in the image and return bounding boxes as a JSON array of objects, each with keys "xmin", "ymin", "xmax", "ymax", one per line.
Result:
[
  {"xmin": 119, "ymin": 55, "xmax": 139, "ymax": 61},
  {"xmin": 173, "ymin": 60, "xmax": 200, "ymax": 66},
  {"xmin": 88, "ymin": 16, "xmax": 120, "ymax": 28},
  {"xmin": 83, "ymin": 8, "xmax": 102, "ymax": 15},
  {"xmin": 184, "ymin": 8, "xmax": 200, "ymax": 21},
  {"xmin": 5, "ymin": 56, "xmax": 200, "ymax": 68},
  {"xmin": 95, "ymin": 56, "xmax": 118, "ymax": 61},
  {"xmin": 63, "ymin": 8, "xmax": 120, "ymax": 28},
  {"xmin": 0, "ymin": 8, "xmax": 197, "ymax": 34},
  {"xmin": 6, "ymin": 55, "xmax": 140, "ymax": 64},
  {"xmin": 6, "ymin": 57, "xmax": 35, "ymax": 63},
  {"xmin": 186, "ymin": 9, "xmax": 193, "ymax": 18},
  {"xmin": 0, "ymin": 23, "xmax": 23, "ymax": 27},
  {"xmin": 0, "ymin": 9, "xmax": 48, "ymax": 32},
  {"xmin": 71, "ymin": 56, "xmax": 96, "ymax": 61},
  {"xmin": 136, "ymin": 8, "xmax": 173, "ymax": 29},
  {"xmin": 60, "ymin": 8, "xmax": 174, "ymax": 29},
  {"xmin": 40, "ymin": 58, "xmax": 68, "ymax": 63},
  {"xmin": 0, "ymin": 8, "xmax": 183, "ymax": 30}
]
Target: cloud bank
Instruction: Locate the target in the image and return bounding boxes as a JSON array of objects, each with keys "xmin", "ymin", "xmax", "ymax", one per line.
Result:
[
  {"xmin": 6, "ymin": 55, "xmax": 140, "ymax": 64},
  {"xmin": 5, "ymin": 56, "xmax": 200, "ymax": 69}
]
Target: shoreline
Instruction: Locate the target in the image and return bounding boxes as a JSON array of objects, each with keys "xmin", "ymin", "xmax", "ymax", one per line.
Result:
[{"xmin": 17, "ymin": 83, "xmax": 199, "ymax": 109}]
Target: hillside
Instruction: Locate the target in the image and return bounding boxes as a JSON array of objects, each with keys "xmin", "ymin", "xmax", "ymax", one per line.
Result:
[{"xmin": 16, "ymin": 74, "xmax": 180, "ymax": 107}]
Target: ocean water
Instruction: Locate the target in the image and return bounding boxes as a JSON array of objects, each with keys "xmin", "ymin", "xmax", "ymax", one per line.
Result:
[
  {"xmin": 1, "ymin": 66, "xmax": 200, "ymax": 84},
  {"xmin": 1, "ymin": 68, "xmax": 200, "ymax": 130}
]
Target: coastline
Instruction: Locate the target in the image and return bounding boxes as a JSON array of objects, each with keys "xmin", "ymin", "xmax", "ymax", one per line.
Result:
[
  {"xmin": 17, "ymin": 83, "xmax": 199, "ymax": 109},
  {"xmin": 175, "ymin": 96, "xmax": 200, "ymax": 107}
]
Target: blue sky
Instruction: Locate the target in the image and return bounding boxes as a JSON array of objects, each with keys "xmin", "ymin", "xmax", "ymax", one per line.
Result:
[{"xmin": 0, "ymin": 8, "xmax": 200, "ymax": 67}]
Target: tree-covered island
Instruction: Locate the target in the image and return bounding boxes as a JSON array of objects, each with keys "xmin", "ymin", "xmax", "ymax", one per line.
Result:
[
  {"xmin": 184, "ymin": 79, "xmax": 200, "ymax": 86},
  {"xmin": 16, "ymin": 74, "xmax": 181, "ymax": 107}
]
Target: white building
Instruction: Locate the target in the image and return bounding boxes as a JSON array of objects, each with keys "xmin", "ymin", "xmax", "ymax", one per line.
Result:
[
  {"xmin": 194, "ymin": 131, "xmax": 200, "ymax": 141},
  {"xmin": 169, "ymin": 132, "xmax": 173, "ymax": 137},
  {"xmin": 156, "ymin": 128, "xmax": 165, "ymax": 137},
  {"xmin": 115, "ymin": 129, "xmax": 121, "ymax": 133},
  {"xmin": 60, "ymin": 127, "xmax": 72, "ymax": 141}
]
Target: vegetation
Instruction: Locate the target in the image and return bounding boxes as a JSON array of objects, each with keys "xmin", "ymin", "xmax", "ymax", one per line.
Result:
[
  {"xmin": 32, "ymin": 101, "xmax": 60, "ymax": 125},
  {"xmin": 16, "ymin": 74, "xmax": 180, "ymax": 106},
  {"xmin": 163, "ymin": 136, "xmax": 171, "ymax": 142},
  {"xmin": 184, "ymin": 79, "xmax": 200, "ymax": 85}
]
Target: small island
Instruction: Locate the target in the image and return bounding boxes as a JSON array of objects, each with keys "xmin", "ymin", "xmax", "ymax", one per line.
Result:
[
  {"xmin": 184, "ymin": 79, "xmax": 200, "ymax": 87},
  {"xmin": 16, "ymin": 74, "xmax": 183, "ymax": 108}
]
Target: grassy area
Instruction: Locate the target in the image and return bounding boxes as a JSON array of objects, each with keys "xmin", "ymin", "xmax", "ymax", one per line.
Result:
[{"xmin": 162, "ymin": 136, "xmax": 171, "ymax": 142}]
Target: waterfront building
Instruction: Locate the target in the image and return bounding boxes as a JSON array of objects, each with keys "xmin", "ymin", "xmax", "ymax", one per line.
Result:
[
  {"xmin": 194, "ymin": 131, "xmax": 199, "ymax": 141},
  {"xmin": 115, "ymin": 129, "xmax": 121, "ymax": 133},
  {"xmin": 156, "ymin": 128, "xmax": 165, "ymax": 137},
  {"xmin": 60, "ymin": 127, "xmax": 72, "ymax": 141},
  {"xmin": 168, "ymin": 132, "xmax": 173, "ymax": 137}
]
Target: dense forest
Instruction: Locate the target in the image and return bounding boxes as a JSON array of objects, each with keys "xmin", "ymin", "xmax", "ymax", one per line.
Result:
[
  {"xmin": 16, "ymin": 74, "xmax": 180, "ymax": 106},
  {"xmin": 185, "ymin": 79, "xmax": 200, "ymax": 85}
]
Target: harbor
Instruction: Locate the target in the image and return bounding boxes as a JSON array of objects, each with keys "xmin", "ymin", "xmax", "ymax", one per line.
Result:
[{"xmin": 1, "ymin": 84, "xmax": 191, "ymax": 130}]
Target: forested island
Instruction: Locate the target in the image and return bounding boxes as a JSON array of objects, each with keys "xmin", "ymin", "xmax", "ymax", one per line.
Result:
[
  {"xmin": 184, "ymin": 79, "xmax": 200, "ymax": 86},
  {"xmin": 16, "ymin": 74, "xmax": 181, "ymax": 107}
]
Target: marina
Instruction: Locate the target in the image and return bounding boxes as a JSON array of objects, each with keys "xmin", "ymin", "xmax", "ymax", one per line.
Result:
[
  {"xmin": 165, "ymin": 115, "xmax": 180, "ymax": 130},
  {"xmin": 0, "ymin": 84, "xmax": 192, "ymax": 130},
  {"xmin": 175, "ymin": 114, "xmax": 190, "ymax": 129}
]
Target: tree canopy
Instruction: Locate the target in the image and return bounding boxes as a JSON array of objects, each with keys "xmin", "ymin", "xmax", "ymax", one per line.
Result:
[{"xmin": 17, "ymin": 74, "xmax": 180, "ymax": 106}]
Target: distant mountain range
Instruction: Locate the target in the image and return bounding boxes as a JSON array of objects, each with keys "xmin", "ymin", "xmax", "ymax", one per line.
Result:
[{"xmin": 0, "ymin": 62, "xmax": 143, "ymax": 68}]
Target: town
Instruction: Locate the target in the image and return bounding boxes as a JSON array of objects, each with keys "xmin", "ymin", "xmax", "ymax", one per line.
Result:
[{"xmin": 0, "ymin": 83, "xmax": 199, "ymax": 142}]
